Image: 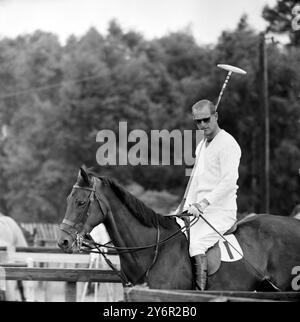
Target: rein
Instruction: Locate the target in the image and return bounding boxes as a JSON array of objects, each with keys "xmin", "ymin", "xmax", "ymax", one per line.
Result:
[{"xmin": 82, "ymin": 215, "xmax": 162, "ymax": 286}]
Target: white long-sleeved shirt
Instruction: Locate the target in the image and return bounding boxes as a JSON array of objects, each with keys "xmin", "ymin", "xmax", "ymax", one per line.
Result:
[{"xmin": 184, "ymin": 129, "xmax": 241, "ymax": 211}]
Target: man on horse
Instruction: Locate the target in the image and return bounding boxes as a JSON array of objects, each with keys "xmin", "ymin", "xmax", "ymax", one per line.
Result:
[{"xmin": 182, "ymin": 99, "xmax": 241, "ymax": 291}]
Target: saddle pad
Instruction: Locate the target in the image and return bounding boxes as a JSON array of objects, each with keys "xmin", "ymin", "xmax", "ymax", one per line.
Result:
[{"xmin": 218, "ymin": 234, "xmax": 243, "ymax": 262}]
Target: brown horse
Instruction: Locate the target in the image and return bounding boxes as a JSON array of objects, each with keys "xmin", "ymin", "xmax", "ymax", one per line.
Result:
[{"xmin": 58, "ymin": 166, "xmax": 300, "ymax": 291}]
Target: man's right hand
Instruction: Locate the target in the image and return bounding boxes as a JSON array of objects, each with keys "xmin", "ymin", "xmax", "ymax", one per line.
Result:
[{"xmin": 187, "ymin": 203, "xmax": 203, "ymax": 218}]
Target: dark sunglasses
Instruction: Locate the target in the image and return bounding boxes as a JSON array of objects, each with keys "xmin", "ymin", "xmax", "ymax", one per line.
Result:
[{"xmin": 194, "ymin": 116, "xmax": 211, "ymax": 124}]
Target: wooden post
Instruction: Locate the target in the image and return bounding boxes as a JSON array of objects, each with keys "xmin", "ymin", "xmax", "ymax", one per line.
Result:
[
  {"xmin": 0, "ymin": 267, "xmax": 6, "ymax": 301},
  {"xmin": 259, "ymin": 32, "xmax": 270, "ymax": 214},
  {"xmin": 26, "ymin": 257, "xmax": 35, "ymax": 302},
  {"xmin": 0, "ymin": 248, "xmax": 8, "ymax": 264},
  {"xmin": 65, "ymin": 262, "xmax": 76, "ymax": 302},
  {"xmin": 65, "ymin": 282, "xmax": 77, "ymax": 302}
]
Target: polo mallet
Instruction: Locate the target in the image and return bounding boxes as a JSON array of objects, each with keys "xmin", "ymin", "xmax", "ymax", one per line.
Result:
[{"xmin": 215, "ymin": 64, "xmax": 247, "ymax": 110}]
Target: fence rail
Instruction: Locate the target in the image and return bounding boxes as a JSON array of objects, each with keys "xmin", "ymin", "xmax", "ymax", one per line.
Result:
[
  {"xmin": 0, "ymin": 246, "xmax": 118, "ymax": 266},
  {"xmin": 124, "ymin": 286, "xmax": 300, "ymax": 302},
  {"xmin": 2, "ymin": 267, "xmax": 121, "ymax": 283},
  {"xmin": 0, "ymin": 246, "xmax": 117, "ymax": 254}
]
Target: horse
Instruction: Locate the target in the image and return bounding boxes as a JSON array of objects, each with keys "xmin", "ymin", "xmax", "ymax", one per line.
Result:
[
  {"xmin": 0, "ymin": 213, "xmax": 28, "ymax": 301},
  {"xmin": 58, "ymin": 166, "xmax": 300, "ymax": 291}
]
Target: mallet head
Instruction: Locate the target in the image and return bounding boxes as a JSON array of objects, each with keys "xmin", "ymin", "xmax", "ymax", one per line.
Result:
[
  {"xmin": 215, "ymin": 64, "xmax": 247, "ymax": 109},
  {"xmin": 217, "ymin": 64, "xmax": 247, "ymax": 75}
]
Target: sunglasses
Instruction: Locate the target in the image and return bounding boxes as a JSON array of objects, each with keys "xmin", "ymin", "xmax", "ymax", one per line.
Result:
[{"xmin": 194, "ymin": 116, "xmax": 211, "ymax": 124}]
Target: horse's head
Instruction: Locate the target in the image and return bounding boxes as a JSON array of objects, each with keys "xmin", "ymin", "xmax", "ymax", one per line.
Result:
[{"xmin": 57, "ymin": 165, "xmax": 108, "ymax": 253}]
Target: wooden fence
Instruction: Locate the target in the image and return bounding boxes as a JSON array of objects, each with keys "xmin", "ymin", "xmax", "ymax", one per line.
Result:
[
  {"xmin": 0, "ymin": 246, "xmax": 122, "ymax": 302},
  {"xmin": 2, "ymin": 267, "xmax": 121, "ymax": 302},
  {"xmin": 2, "ymin": 246, "xmax": 299, "ymax": 303},
  {"xmin": 19, "ymin": 223, "xmax": 60, "ymax": 246},
  {"xmin": 0, "ymin": 246, "xmax": 118, "ymax": 265},
  {"xmin": 124, "ymin": 286, "xmax": 300, "ymax": 302}
]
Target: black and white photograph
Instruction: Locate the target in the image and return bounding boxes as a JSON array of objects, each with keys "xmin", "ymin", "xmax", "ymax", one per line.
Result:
[{"xmin": 0, "ymin": 0, "xmax": 299, "ymax": 308}]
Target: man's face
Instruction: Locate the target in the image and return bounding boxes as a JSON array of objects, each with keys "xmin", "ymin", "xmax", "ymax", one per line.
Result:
[{"xmin": 193, "ymin": 105, "xmax": 218, "ymax": 136}]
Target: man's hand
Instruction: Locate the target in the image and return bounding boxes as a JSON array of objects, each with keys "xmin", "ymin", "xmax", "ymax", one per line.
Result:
[
  {"xmin": 187, "ymin": 203, "xmax": 204, "ymax": 218},
  {"xmin": 187, "ymin": 200, "xmax": 209, "ymax": 218}
]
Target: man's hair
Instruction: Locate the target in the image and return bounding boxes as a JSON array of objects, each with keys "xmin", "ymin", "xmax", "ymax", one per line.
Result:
[{"xmin": 192, "ymin": 99, "xmax": 216, "ymax": 115}]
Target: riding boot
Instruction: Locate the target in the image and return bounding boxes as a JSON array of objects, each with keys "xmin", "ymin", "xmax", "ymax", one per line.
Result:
[{"xmin": 192, "ymin": 254, "xmax": 208, "ymax": 291}]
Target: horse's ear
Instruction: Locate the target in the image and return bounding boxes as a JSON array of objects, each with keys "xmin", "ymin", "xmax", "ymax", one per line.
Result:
[
  {"xmin": 78, "ymin": 165, "xmax": 90, "ymax": 186},
  {"xmin": 80, "ymin": 164, "xmax": 88, "ymax": 172}
]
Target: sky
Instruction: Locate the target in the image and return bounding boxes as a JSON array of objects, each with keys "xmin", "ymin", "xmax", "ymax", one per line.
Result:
[{"xmin": 0, "ymin": 0, "xmax": 278, "ymax": 45}]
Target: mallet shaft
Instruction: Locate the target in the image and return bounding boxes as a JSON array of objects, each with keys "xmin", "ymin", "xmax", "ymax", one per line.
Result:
[{"xmin": 216, "ymin": 71, "xmax": 232, "ymax": 110}]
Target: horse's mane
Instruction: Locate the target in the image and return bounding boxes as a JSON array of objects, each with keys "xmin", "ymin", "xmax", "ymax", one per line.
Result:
[
  {"xmin": 87, "ymin": 169, "xmax": 174, "ymax": 229},
  {"xmin": 103, "ymin": 177, "xmax": 176, "ymax": 229}
]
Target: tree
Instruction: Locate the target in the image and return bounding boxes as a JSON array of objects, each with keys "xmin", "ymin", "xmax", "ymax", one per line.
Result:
[{"xmin": 262, "ymin": 0, "xmax": 300, "ymax": 46}]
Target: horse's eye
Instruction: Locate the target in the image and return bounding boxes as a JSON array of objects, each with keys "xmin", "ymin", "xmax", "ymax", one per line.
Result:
[{"xmin": 77, "ymin": 201, "xmax": 86, "ymax": 207}]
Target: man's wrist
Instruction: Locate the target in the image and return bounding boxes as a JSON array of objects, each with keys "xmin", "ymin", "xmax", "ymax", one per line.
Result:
[{"xmin": 199, "ymin": 199, "xmax": 209, "ymax": 210}]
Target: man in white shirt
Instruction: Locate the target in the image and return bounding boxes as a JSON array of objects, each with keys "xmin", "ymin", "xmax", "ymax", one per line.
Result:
[{"xmin": 184, "ymin": 99, "xmax": 241, "ymax": 290}]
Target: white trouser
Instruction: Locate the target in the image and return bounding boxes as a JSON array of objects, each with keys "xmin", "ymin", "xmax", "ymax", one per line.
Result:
[{"xmin": 189, "ymin": 208, "xmax": 236, "ymax": 257}]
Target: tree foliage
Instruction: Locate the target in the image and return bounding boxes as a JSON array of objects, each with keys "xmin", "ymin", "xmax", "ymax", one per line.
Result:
[
  {"xmin": 0, "ymin": 18, "xmax": 299, "ymax": 223},
  {"xmin": 262, "ymin": 0, "xmax": 300, "ymax": 46}
]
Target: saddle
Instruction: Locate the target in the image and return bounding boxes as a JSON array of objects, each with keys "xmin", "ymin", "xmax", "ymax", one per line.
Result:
[
  {"xmin": 206, "ymin": 222, "xmax": 243, "ymax": 276},
  {"xmin": 167, "ymin": 212, "xmax": 243, "ymax": 276}
]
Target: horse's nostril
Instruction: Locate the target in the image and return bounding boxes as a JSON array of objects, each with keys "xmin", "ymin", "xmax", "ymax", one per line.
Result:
[
  {"xmin": 62, "ymin": 239, "xmax": 69, "ymax": 246},
  {"xmin": 58, "ymin": 239, "xmax": 69, "ymax": 248}
]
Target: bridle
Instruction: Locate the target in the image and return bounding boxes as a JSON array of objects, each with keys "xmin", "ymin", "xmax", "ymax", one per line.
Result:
[
  {"xmin": 59, "ymin": 177, "xmax": 108, "ymax": 251},
  {"xmin": 59, "ymin": 175, "xmax": 198, "ymax": 287}
]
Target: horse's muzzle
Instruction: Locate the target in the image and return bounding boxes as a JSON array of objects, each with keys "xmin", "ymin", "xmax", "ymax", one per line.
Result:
[{"xmin": 57, "ymin": 238, "xmax": 74, "ymax": 253}]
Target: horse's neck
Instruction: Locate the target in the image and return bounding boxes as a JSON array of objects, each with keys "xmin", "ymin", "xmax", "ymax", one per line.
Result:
[
  {"xmin": 103, "ymin": 192, "xmax": 157, "ymax": 281},
  {"xmin": 100, "ymin": 184, "xmax": 156, "ymax": 246},
  {"xmin": 105, "ymin": 201, "xmax": 153, "ymax": 247}
]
